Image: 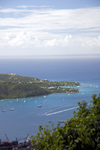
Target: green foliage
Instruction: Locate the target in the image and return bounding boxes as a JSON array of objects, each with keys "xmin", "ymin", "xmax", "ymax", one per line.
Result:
[
  {"xmin": 0, "ymin": 74, "xmax": 79, "ymax": 100},
  {"xmin": 0, "ymin": 73, "xmax": 39, "ymax": 82},
  {"xmin": 0, "ymin": 73, "xmax": 80, "ymax": 86},
  {"xmin": 31, "ymin": 94, "xmax": 100, "ymax": 150},
  {"xmin": 0, "ymin": 81, "xmax": 50, "ymax": 100}
]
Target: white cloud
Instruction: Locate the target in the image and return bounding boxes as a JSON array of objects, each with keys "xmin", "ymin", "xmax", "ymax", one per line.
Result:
[
  {"xmin": 0, "ymin": 7, "xmax": 100, "ymax": 30},
  {"xmin": 17, "ymin": 5, "xmax": 54, "ymax": 9},
  {"xmin": 0, "ymin": 6, "xmax": 100, "ymax": 55}
]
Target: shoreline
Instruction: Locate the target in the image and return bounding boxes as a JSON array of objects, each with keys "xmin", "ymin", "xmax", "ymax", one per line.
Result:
[
  {"xmin": 0, "ymin": 73, "xmax": 80, "ymax": 101},
  {"xmin": 0, "ymin": 90, "xmax": 79, "ymax": 101}
]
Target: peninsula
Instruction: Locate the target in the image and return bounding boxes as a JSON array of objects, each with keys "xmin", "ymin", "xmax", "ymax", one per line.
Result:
[{"xmin": 0, "ymin": 74, "xmax": 80, "ymax": 100}]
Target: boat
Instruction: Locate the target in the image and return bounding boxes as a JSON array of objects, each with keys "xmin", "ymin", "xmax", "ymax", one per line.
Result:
[
  {"xmin": 58, "ymin": 120, "xmax": 66, "ymax": 123},
  {"xmin": 2, "ymin": 110, "xmax": 7, "ymax": 112},
  {"xmin": 37, "ymin": 105, "xmax": 42, "ymax": 108},
  {"xmin": 82, "ymin": 93, "xmax": 85, "ymax": 95},
  {"xmin": 0, "ymin": 140, "xmax": 18, "ymax": 150},
  {"xmin": 0, "ymin": 134, "xmax": 34, "ymax": 150},
  {"xmin": 48, "ymin": 121, "xmax": 52, "ymax": 123},
  {"xmin": 10, "ymin": 108, "xmax": 14, "ymax": 111}
]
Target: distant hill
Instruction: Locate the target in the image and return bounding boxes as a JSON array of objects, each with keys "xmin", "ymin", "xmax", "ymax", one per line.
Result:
[
  {"xmin": 0, "ymin": 74, "xmax": 80, "ymax": 100},
  {"xmin": 0, "ymin": 73, "xmax": 39, "ymax": 82}
]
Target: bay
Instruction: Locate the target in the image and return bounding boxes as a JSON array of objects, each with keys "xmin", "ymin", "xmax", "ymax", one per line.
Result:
[{"xmin": 0, "ymin": 55, "xmax": 100, "ymax": 141}]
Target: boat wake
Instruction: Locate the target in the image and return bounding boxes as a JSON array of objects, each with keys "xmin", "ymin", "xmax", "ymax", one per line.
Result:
[
  {"xmin": 45, "ymin": 106, "xmax": 78, "ymax": 116},
  {"xmin": 45, "ymin": 105, "xmax": 66, "ymax": 114}
]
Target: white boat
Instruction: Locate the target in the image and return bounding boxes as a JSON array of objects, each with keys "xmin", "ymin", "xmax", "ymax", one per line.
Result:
[
  {"xmin": 58, "ymin": 120, "xmax": 66, "ymax": 123},
  {"xmin": 82, "ymin": 93, "xmax": 85, "ymax": 95},
  {"xmin": 10, "ymin": 108, "xmax": 14, "ymax": 111},
  {"xmin": 2, "ymin": 110, "xmax": 7, "ymax": 112}
]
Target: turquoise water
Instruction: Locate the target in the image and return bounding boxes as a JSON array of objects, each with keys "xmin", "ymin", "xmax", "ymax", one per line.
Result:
[{"xmin": 0, "ymin": 56, "xmax": 100, "ymax": 141}]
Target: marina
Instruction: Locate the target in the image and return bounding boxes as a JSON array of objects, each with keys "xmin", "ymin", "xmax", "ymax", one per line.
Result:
[{"xmin": 0, "ymin": 134, "xmax": 34, "ymax": 150}]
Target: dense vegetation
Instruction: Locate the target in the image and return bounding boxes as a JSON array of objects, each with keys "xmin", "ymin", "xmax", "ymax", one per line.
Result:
[
  {"xmin": 0, "ymin": 81, "xmax": 50, "ymax": 100},
  {"xmin": 0, "ymin": 73, "xmax": 39, "ymax": 82},
  {"xmin": 0, "ymin": 74, "xmax": 80, "ymax": 86},
  {"xmin": 0, "ymin": 74, "xmax": 79, "ymax": 100},
  {"xmin": 0, "ymin": 81, "xmax": 78, "ymax": 100},
  {"xmin": 31, "ymin": 94, "xmax": 100, "ymax": 150}
]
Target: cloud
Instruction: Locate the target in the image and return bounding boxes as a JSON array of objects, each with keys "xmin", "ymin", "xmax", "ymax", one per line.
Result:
[
  {"xmin": 0, "ymin": 6, "xmax": 100, "ymax": 55},
  {"xmin": 0, "ymin": 7, "xmax": 100, "ymax": 30},
  {"xmin": 17, "ymin": 5, "xmax": 54, "ymax": 9}
]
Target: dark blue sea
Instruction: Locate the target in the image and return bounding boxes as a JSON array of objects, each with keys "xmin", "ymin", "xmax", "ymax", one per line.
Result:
[{"xmin": 0, "ymin": 55, "xmax": 100, "ymax": 141}]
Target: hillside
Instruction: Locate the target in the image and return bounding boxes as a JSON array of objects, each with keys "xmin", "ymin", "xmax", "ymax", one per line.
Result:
[{"xmin": 0, "ymin": 74, "xmax": 80, "ymax": 100}]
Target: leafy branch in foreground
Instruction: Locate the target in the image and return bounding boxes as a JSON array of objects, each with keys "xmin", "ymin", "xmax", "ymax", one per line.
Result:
[{"xmin": 31, "ymin": 94, "xmax": 100, "ymax": 150}]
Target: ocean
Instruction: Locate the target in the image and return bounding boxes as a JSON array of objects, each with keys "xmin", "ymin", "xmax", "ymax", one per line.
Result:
[{"xmin": 0, "ymin": 55, "xmax": 100, "ymax": 141}]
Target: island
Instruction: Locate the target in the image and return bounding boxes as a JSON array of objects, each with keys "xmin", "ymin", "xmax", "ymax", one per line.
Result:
[{"xmin": 0, "ymin": 73, "xmax": 80, "ymax": 100}]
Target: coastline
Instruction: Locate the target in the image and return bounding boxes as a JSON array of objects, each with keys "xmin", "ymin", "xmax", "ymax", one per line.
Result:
[{"xmin": 0, "ymin": 74, "xmax": 80, "ymax": 101}]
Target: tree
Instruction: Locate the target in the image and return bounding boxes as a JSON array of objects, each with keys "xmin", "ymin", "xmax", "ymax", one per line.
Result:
[{"xmin": 31, "ymin": 94, "xmax": 100, "ymax": 150}]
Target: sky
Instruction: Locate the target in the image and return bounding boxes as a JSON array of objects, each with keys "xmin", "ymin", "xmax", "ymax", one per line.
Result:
[{"xmin": 0, "ymin": 0, "xmax": 100, "ymax": 56}]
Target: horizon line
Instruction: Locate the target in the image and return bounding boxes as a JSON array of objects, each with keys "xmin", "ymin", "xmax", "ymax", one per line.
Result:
[{"xmin": 0, "ymin": 54, "xmax": 100, "ymax": 57}]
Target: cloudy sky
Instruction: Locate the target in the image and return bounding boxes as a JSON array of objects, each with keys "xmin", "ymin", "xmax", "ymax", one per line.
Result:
[{"xmin": 0, "ymin": 0, "xmax": 100, "ymax": 56}]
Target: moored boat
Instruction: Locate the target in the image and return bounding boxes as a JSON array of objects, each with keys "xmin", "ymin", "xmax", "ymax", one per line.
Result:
[
  {"xmin": 2, "ymin": 110, "xmax": 7, "ymax": 112},
  {"xmin": 0, "ymin": 134, "xmax": 34, "ymax": 150},
  {"xmin": 37, "ymin": 105, "xmax": 42, "ymax": 108},
  {"xmin": 10, "ymin": 108, "xmax": 14, "ymax": 111}
]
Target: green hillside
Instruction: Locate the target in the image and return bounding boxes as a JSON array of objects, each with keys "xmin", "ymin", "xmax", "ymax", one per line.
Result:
[
  {"xmin": 0, "ymin": 73, "xmax": 39, "ymax": 82},
  {"xmin": 0, "ymin": 74, "xmax": 80, "ymax": 100},
  {"xmin": 0, "ymin": 73, "xmax": 80, "ymax": 86}
]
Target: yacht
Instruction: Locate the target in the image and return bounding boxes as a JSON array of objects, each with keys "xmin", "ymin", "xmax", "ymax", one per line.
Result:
[
  {"xmin": 2, "ymin": 110, "xmax": 7, "ymax": 112},
  {"xmin": 10, "ymin": 108, "xmax": 14, "ymax": 111},
  {"xmin": 37, "ymin": 105, "xmax": 42, "ymax": 108}
]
